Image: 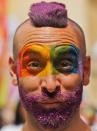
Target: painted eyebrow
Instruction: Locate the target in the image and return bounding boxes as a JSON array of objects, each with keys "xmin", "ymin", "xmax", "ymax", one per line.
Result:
[
  {"xmin": 68, "ymin": 45, "xmax": 80, "ymax": 55},
  {"xmin": 55, "ymin": 44, "xmax": 79, "ymax": 53},
  {"xmin": 60, "ymin": 48, "xmax": 79, "ymax": 57},
  {"xmin": 54, "ymin": 45, "xmax": 80, "ymax": 58},
  {"xmin": 23, "ymin": 49, "xmax": 42, "ymax": 57}
]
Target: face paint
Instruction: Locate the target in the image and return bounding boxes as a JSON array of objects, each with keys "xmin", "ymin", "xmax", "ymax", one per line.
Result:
[
  {"xmin": 51, "ymin": 44, "xmax": 80, "ymax": 74},
  {"xmin": 17, "ymin": 43, "xmax": 83, "ymax": 129},
  {"xmin": 19, "ymin": 85, "xmax": 82, "ymax": 129},
  {"xmin": 17, "ymin": 44, "xmax": 50, "ymax": 77},
  {"xmin": 17, "ymin": 43, "xmax": 81, "ymax": 77}
]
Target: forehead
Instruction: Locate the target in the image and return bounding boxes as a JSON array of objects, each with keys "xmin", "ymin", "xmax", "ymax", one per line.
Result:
[{"xmin": 14, "ymin": 20, "xmax": 83, "ymax": 55}]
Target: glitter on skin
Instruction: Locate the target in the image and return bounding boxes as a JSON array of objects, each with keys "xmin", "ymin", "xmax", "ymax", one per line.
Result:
[
  {"xmin": 19, "ymin": 85, "xmax": 83, "ymax": 129},
  {"xmin": 17, "ymin": 43, "xmax": 80, "ymax": 77}
]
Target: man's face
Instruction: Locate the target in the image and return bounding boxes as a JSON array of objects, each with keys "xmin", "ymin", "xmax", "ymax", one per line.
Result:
[{"xmin": 14, "ymin": 22, "xmax": 88, "ymax": 129}]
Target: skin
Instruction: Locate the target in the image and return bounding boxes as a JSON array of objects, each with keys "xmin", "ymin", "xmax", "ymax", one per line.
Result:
[{"xmin": 9, "ymin": 19, "xmax": 91, "ymax": 131}]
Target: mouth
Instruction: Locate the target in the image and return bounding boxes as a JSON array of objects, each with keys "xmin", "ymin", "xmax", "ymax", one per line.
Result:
[{"xmin": 39, "ymin": 101, "xmax": 63, "ymax": 108}]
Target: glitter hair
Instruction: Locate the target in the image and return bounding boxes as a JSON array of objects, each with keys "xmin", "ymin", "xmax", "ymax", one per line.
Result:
[{"xmin": 28, "ymin": 1, "xmax": 67, "ymax": 28}]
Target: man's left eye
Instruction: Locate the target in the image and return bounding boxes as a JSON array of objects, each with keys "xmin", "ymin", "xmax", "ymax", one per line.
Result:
[
  {"xmin": 59, "ymin": 60, "xmax": 73, "ymax": 69},
  {"xmin": 55, "ymin": 59, "xmax": 75, "ymax": 73},
  {"xmin": 59, "ymin": 60, "xmax": 72, "ymax": 68}
]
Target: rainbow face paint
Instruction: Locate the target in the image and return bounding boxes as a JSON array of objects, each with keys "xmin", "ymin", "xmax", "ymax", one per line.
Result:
[
  {"xmin": 51, "ymin": 44, "xmax": 79, "ymax": 74},
  {"xmin": 17, "ymin": 44, "xmax": 50, "ymax": 77},
  {"xmin": 17, "ymin": 43, "xmax": 83, "ymax": 129},
  {"xmin": 17, "ymin": 43, "xmax": 80, "ymax": 77}
]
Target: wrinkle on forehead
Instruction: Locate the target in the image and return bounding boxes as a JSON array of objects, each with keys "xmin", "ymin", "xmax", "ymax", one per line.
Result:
[{"xmin": 13, "ymin": 19, "xmax": 86, "ymax": 59}]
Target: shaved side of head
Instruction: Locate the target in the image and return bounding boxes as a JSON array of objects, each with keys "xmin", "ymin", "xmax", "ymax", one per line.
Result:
[{"xmin": 69, "ymin": 19, "xmax": 86, "ymax": 57}]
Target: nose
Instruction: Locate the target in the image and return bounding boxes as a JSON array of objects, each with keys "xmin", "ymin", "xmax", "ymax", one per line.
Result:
[{"xmin": 40, "ymin": 75, "xmax": 61, "ymax": 97}]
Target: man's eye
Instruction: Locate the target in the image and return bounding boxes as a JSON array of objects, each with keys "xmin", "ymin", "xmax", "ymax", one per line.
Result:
[
  {"xmin": 27, "ymin": 61, "xmax": 41, "ymax": 68},
  {"xmin": 26, "ymin": 60, "xmax": 42, "ymax": 73},
  {"xmin": 59, "ymin": 60, "xmax": 73, "ymax": 69},
  {"xmin": 60, "ymin": 60, "xmax": 72, "ymax": 68},
  {"xmin": 55, "ymin": 60, "xmax": 74, "ymax": 73}
]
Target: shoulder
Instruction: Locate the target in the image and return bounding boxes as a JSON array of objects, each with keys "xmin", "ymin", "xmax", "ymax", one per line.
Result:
[{"xmin": 1, "ymin": 124, "xmax": 23, "ymax": 131}]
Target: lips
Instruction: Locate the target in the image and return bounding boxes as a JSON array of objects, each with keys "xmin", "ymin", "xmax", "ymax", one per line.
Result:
[
  {"xmin": 40, "ymin": 101, "xmax": 62, "ymax": 105},
  {"xmin": 39, "ymin": 102, "xmax": 62, "ymax": 109},
  {"xmin": 37, "ymin": 99, "xmax": 63, "ymax": 108},
  {"xmin": 40, "ymin": 99, "xmax": 62, "ymax": 104},
  {"xmin": 41, "ymin": 101, "xmax": 61, "ymax": 104},
  {"xmin": 38, "ymin": 99, "xmax": 75, "ymax": 109}
]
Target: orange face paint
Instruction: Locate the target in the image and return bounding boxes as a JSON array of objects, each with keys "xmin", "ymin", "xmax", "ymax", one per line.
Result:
[
  {"xmin": 17, "ymin": 43, "xmax": 80, "ymax": 77},
  {"xmin": 17, "ymin": 44, "xmax": 51, "ymax": 77}
]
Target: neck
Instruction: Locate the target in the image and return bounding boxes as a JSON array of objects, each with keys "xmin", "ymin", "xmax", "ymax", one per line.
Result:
[{"xmin": 23, "ymin": 110, "xmax": 91, "ymax": 131}]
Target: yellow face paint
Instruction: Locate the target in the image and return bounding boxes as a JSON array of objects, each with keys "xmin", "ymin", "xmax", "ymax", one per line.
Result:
[
  {"xmin": 17, "ymin": 43, "xmax": 80, "ymax": 77},
  {"xmin": 17, "ymin": 44, "xmax": 54, "ymax": 77},
  {"xmin": 38, "ymin": 61, "xmax": 53, "ymax": 77}
]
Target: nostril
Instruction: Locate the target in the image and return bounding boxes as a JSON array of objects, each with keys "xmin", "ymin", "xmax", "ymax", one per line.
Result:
[{"xmin": 42, "ymin": 86, "xmax": 60, "ymax": 98}]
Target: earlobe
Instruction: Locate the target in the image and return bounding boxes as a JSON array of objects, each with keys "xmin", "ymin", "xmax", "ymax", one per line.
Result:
[
  {"xmin": 83, "ymin": 56, "xmax": 91, "ymax": 86},
  {"xmin": 9, "ymin": 57, "xmax": 17, "ymax": 86}
]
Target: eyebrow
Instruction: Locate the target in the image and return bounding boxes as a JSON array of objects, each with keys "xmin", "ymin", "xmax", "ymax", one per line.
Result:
[
  {"xmin": 54, "ymin": 45, "xmax": 80, "ymax": 56},
  {"xmin": 23, "ymin": 49, "xmax": 42, "ymax": 58},
  {"xmin": 61, "ymin": 48, "xmax": 79, "ymax": 57}
]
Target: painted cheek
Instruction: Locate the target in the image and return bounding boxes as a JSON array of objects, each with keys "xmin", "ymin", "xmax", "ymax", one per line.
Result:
[
  {"xmin": 19, "ymin": 68, "xmax": 31, "ymax": 77},
  {"xmin": 16, "ymin": 56, "xmax": 31, "ymax": 77}
]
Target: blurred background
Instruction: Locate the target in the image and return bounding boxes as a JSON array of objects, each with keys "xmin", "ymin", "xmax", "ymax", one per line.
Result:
[{"xmin": 0, "ymin": 0, "xmax": 97, "ymax": 129}]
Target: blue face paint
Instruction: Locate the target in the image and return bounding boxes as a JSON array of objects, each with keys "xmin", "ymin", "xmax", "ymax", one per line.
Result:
[{"xmin": 51, "ymin": 44, "xmax": 80, "ymax": 74}]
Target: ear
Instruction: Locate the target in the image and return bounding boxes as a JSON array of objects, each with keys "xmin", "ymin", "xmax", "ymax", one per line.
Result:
[
  {"xmin": 9, "ymin": 57, "xmax": 17, "ymax": 86},
  {"xmin": 83, "ymin": 56, "xmax": 91, "ymax": 86}
]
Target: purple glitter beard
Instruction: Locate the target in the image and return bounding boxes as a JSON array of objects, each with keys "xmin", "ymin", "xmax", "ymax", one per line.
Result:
[{"xmin": 19, "ymin": 85, "xmax": 82, "ymax": 129}]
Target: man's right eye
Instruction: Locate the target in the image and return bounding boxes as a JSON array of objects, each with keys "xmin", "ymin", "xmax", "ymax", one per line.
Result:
[
  {"xmin": 26, "ymin": 60, "xmax": 43, "ymax": 73},
  {"xmin": 28, "ymin": 61, "xmax": 41, "ymax": 68}
]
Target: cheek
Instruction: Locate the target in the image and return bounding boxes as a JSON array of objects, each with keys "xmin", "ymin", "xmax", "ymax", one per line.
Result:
[
  {"xmin": 18, "ymin": 76, "xmax": 41, "ymax": 92},
  {"xmin": 59, "ymin": 74, "xmax": 82, "ymax": 90}
]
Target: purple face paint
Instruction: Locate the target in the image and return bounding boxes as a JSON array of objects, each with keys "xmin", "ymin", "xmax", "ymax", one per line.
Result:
[{"xmin": 19, "ymin": 85, "xmax": 82, "ymax": 129}]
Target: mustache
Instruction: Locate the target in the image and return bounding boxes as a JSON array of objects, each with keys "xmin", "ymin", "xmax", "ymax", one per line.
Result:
[{"xmin": 19, "ymin": 86, "xmax": 83, "ymax": 105}]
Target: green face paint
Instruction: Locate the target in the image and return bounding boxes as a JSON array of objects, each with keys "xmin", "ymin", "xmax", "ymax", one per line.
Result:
[
  {"xmin": 17, "ymin": 43, "xmax": 80, "ymax": 77},
  {"xmin": 50, "ymin": 44, "xmax": 80, "ymax": 74}
]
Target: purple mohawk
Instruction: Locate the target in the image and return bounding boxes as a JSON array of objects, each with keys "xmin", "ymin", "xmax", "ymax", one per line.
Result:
[{"xmin": 28, "ymin": 1, "xmax": 68, "ymax": 28}]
